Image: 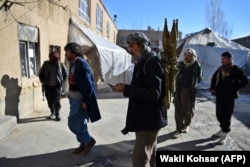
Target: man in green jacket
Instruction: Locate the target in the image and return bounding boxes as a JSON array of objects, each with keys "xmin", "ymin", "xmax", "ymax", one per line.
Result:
[{"xmin": 173, "ymin": 47, "xmax": 202, "ymax": 138}]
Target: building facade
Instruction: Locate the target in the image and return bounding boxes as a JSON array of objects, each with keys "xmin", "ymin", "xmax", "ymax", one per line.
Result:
[
  {"xmin": 0, "ymin": 0, "xmax": 117, "ymax": 118},
  {"xmin": 232, "ymin": 35, "xmax": 250, "ymax": 49},
  {"xmin": 117, "ymin": 28, "xmax": 163, "ymax": 53},
  {"xmin": 232, "ymin": 35, "xmax": 250, "ymax": 76}
]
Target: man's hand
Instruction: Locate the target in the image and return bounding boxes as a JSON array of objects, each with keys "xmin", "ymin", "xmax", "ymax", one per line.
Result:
[
  {"xmin": 112, "ymin": 83, "xmax": 125, "ymax": 92},
  {"xmin": 210, "ymin": 89, "xmax": 216, "ymax": 96}
]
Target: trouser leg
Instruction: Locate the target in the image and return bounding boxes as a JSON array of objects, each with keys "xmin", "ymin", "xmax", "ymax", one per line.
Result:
[
  {"xmin": 216, "ymin": 96, "xmax": 234, "ymax": 133},
  {"xmin": 174, "ymin": 99, "xmax": 184, "ymax": 132},
  {"xmin": 44, "ymin": 86, "xmax": 54, "ymax": 114},
  {"xmin": 133, "ymin": 130, "xmax": 159, "ymax": 167},
  {"xmin": 45, "ymin": 85, "xmax": 61, "ymax": 116},
  {"xmin": 68, "ymin": 98, "xmax": 92, "ymax": 145},
  {"xmin": 182, "ymin": 89, "xmax": 194, "ymax": 128},
  {"xmin": 54, "ymin": 88, "xmax": 61, "ymax": 117},
  {"xmin": 175, "ymin": 88, "xmax": 194, "ymax": 130}
]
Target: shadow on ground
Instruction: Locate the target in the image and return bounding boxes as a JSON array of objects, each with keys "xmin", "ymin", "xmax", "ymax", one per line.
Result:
[
  {"xmin": 158, "ymin": 131, "xmax": 221, "ymax": 151},
  {"xmin": 0, "ymin": 140, "xmax": 135, "ymax": 167},
  {"xmin": 18, "ymin": 116, "xmax": 52, "ymax": 124},
  {"xmin": 0, "ymin": 131, "xmax": 223, "ymax": 167}
]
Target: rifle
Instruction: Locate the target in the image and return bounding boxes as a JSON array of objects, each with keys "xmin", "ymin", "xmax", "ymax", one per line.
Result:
[{"xmin": 42, "ymin": 84, "xmax": 45, "ymax": 101}]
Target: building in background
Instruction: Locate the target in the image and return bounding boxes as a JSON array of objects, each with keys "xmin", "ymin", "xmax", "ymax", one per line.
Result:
[
  {"xmin": 0, "ymin": 0, "xmax": 117, "ymax": 119},
  {"xmin": 117, "ymin": 27, "xmax": 163, "ymax": 53},
  {"xmin": 232, "ymin": 35, "xmax": 250, "ymax": 76},
  {"xmin": 232, "ymin": 35, "xmax": 250, "ymax": 49},
  {"xmin": 117, "ymin": 27, "xmax": 182, "ymax": 53},
  {"xmin": 177, "ymin": 28, "xmax": 250, "ymax": 88}
]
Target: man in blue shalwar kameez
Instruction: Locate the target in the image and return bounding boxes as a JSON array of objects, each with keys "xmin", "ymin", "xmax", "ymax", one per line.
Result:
[{"xmin": 64, "ymin": 42, "xmax": 101, "ymax": 155}]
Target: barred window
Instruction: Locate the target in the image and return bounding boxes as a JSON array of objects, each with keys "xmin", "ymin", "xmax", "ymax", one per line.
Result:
[
  {"xmin": 18, "ymin": 23, "xmax": 40, "ymax": 78},
  {"xmin": 79, "ymin": 0, "xmax": 90, "ymax": 23},
  {"xmin": 106, "ymin": 21, "xmax": 110, "ymax": 38},
  {"xmin": 96, "ymin": 4, "xmax": 103, "ymax": 32}
]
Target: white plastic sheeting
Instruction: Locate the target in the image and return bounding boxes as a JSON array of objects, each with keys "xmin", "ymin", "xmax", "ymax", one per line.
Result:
[
  {"xmin": 68, "ymin": 19, "xmax": 132, "ymax": 88},
  {"xmin": 177, "ymin": 28, "xmax": 250, "ymax": 89}
]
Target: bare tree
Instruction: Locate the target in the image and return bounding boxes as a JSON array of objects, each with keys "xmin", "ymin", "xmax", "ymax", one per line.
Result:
[{"xmin": 205, "ymin": 0, "xmax": 232, "ymax": 38}]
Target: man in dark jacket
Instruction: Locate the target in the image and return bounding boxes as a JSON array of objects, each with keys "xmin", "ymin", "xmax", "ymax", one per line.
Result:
[
  {"xmin": 112, "ymin": 32, "xmax": 167, "ymax": 167},
  {"xmin": 210, "ymin": 51, "xmax": 248, "ymax": 144},
  {"xmin": 39, "ymin": 51, "xmax": 68, "ymax": 121},
  {"xmin": 64, "ymin": 42, "xmax": 101, "ymax": 155}
]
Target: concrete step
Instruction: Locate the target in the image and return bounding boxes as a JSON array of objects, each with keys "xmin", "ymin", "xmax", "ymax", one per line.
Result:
[{"xmin": 0, "ymin": 115, "xmax": 17, "ymax": 140}]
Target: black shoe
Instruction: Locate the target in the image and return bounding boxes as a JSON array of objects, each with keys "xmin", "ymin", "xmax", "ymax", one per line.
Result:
[
  {"xmin": 82, "ymin": 138, "xmax": 96, "ymax": 155},
  {"xmin": 72, "ymin": 144, "xmax": 85, "ymax": 154},
  {"xmin": 55, "ymin": 116, "xmax": 61, "ymax": 121},
  {"xmin": 121, "ymin": 127, "xmax": 128, "ymax": 135}
]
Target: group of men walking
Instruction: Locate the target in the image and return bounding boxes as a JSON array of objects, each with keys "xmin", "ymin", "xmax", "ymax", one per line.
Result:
[{"xmin": 38, "ymin": 32, "xmax": 248, "ymax": 167}]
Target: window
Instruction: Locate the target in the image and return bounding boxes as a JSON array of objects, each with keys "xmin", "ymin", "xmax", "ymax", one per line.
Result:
[
  {"xmin": 19, "ymin": 42, "xmax": 28, "ymax": 77},
  {"xmin": 79, "ymin": 0, "xmax": 90, "ymax": 23},
  {"xmin": 106, "ymin": 21, "xmax": 110, "ymax": 38},
  {"xmin": 18, "ymin": 23, "xmax": 39, "ymax": 78},
  {"xmin": 19, "ymin": 42, "xmax": 39, "ymax": 77},
  {"xmin": 96, "ymin": 4, "xmax": 103, "ymax": 32}
]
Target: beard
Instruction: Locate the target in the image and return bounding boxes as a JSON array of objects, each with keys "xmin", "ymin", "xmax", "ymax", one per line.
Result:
[{"xmin": 49, "ymin": 58, "xmax": 58, "ymax": 64}]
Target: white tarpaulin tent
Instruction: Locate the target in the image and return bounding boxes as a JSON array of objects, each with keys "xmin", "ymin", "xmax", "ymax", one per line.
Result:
[
  {"xmin": 177, "ymin": 28, "xmax": 250, "ymax": 89},
  {"xmin": 67, "ymin": 18, "xmax": 132, "ymax": 89}
]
